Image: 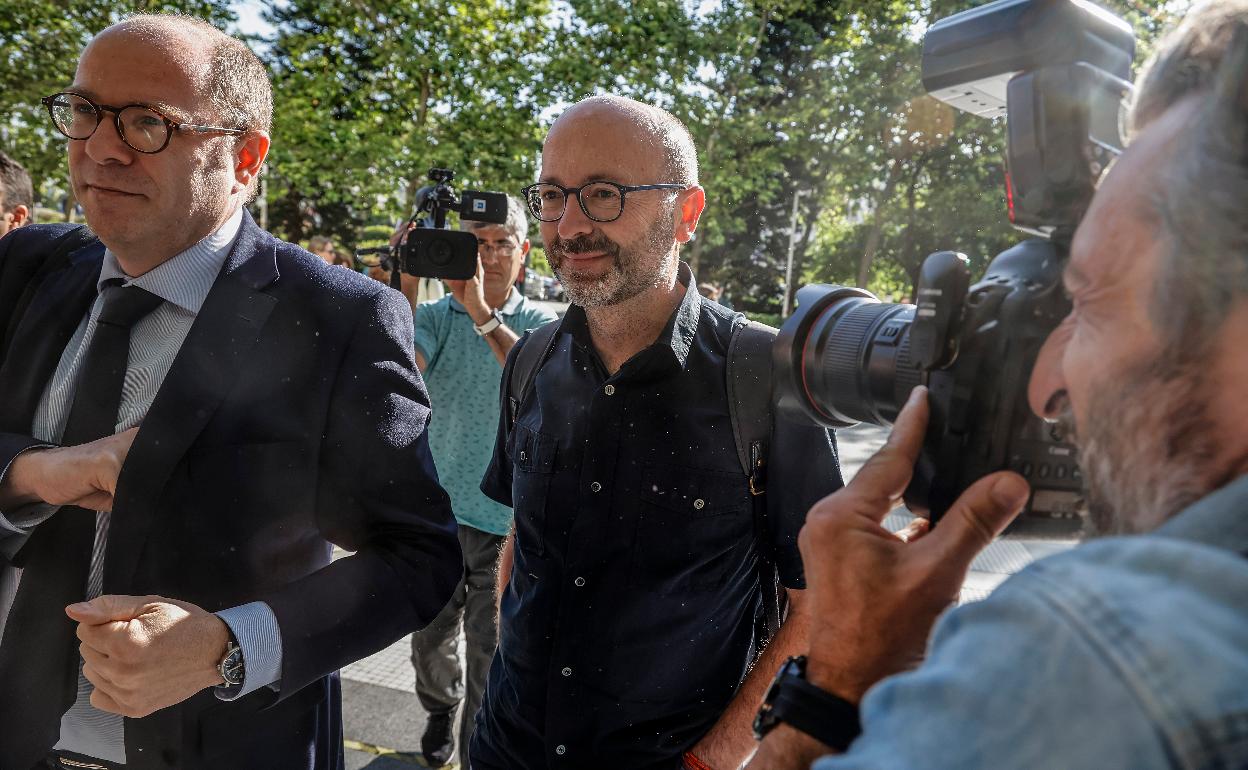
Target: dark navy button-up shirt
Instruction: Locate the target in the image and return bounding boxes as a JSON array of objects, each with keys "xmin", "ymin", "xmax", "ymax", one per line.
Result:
[{"xmin": 472, "ymin": 265, "xmax": 844, "ymax": 769}]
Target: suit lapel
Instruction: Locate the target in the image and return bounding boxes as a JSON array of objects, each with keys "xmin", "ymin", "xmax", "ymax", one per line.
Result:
[
  {"xmin": 105, "ymin": 215, "xmax": 280, "ymax": 591},
  {"xmin": 0, "ymin": 244, "xmax": 104, "ymax": 434}
]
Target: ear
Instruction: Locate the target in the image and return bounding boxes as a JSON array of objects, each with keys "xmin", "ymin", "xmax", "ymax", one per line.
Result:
[
  {"xmin": 673, "ymin": 186, "xmax": 706, "ymax": 244},
  {"xmin": 233, "ymin": 131, "xmax": 271, "ymax": 192},
  {"xmin": 520, "ymin": 238, "xmax": 531, "ymax": 263},
  {"xmin": 10, "ymin": 204, "xmax": 29, "ymax": 228}
]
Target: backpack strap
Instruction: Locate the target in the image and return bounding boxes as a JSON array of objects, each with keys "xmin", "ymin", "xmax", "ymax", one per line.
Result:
[
  {"xmin": 506, "ymin": 317, "xmax": 561, "ymax": 429},
  {"xmin": 728, "ymin": 319, "xmax": 776, "ymax": 492},
  {"xmin": 0, "ymin": 225, "xmax": 97, "ymax": 364},
  {"xmin": 727, "ymin": 317, "xmax": 788, "ymax": 649}
]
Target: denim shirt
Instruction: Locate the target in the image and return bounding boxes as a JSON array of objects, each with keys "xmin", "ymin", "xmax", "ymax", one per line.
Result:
[{"xmin": 816, "ymin": 474, "xmax": 1248, "ymax": 770}]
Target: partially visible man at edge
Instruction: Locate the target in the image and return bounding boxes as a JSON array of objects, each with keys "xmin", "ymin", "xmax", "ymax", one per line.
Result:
[
  {"xmin": 748, "ymin": 2, "xmax": 1248, "ymax": 768},
  {"xmin": 0, "ymin": 151, "xmax": 34, "ymax": 236},
  {"xmin": 0, "ymin": 15, "xmax": 461, "ymax": 770},
  {"xmin": 471, "ymin": 95, "xmax": 844, "ymax": 770}
]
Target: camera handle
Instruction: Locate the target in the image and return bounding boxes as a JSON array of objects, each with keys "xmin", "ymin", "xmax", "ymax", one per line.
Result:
[{"xmin": 911, "ymin": 251, "xmax": 971, "ymax": 370}]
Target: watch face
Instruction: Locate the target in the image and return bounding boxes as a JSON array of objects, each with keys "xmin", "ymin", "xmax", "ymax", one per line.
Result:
[
  {"xmin": 754, "ymin": 656, "xmax": 803, "ymax": 740},
  {"xmin": 778, "ymin": 656, "xmax": 804, "ymax": 681},
  {"xmin": 752, "ymin": 704, "xmax": 777, "ymax": 741},
  {"xmin": 220, "ymin": 647, "xmax": 244, "ymax": 686}
]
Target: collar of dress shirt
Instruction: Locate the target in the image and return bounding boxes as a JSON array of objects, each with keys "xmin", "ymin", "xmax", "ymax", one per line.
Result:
[{"xmin": 96, "ymin": 206, "xmax": 244, "ymax": 315}]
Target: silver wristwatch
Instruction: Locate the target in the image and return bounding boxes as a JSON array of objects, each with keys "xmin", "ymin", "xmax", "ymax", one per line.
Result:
[{"xmin": 217, "ymin": 637, "xmax": 245, "ymax": 687}]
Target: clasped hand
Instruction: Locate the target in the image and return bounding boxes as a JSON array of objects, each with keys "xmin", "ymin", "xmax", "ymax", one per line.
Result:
[
  {"xmin": 0, "ymin": 428, "xmax": 138, "ymax": 512},
  {"xmin": 68, "ymin": 595, "xmax": 231, "ymax": 718}
]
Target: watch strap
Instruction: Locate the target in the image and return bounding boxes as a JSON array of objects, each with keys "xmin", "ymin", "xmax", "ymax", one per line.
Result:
[
  {"xmin": 474, "ymin": 310, "xmax": 503, "ymax": 336},
  {"xmin": 771, "ymin": 674, "xmax": 862, "ymax": 751}
]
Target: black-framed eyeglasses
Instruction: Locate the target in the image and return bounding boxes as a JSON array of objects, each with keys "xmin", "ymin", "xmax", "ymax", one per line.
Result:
[
  {"xmin": 41, "ymin": 92, "xmax": 247, "ymax": 155},
  {"xmin": 521, "ymin": 181, "xmax": 686, "ymax": 223},
  {"xmin": 477, "ymin": 238, "xmax": 521, "ymax": 256}
]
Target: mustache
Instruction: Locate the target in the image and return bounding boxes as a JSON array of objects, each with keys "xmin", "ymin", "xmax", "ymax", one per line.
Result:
[{"xmin": 547, "ymin": 233, "xmax": 620, "ymax": 260}]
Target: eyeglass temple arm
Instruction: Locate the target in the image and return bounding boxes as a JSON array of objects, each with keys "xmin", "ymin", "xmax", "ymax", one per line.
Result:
[{"xmin": 175, "ymin": 123, "xmax": 247, "ymax": 135}]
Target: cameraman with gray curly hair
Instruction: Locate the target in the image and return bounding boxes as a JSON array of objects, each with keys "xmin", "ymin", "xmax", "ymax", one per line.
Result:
[{"xmin": 750, "ymin": 2, "xmax": 1248, "ymax": 768}]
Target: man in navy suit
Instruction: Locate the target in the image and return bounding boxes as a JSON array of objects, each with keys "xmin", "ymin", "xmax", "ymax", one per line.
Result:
[{"xmin": 0, "ymin": 15, "xmax": 461, "ymax": 770}]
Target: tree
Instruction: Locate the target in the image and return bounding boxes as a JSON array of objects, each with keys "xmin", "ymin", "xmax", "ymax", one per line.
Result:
[{"xmin": 261, "ymin": 0, "xmax": 552, "ymax": 249}]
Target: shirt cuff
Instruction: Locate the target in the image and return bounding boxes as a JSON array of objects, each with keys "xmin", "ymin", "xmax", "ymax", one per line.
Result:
[
  {"xmin": 214, "ymin": 601, "xmax": 283, "ymax": 701},
  {"xmin": 0, "ymin": 444, "xmax": 59, "ymax": 556}
]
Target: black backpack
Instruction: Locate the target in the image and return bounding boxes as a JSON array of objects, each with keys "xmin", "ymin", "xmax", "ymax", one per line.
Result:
[{"xmin": 503, "ymin": 315, "xmax": 789, "ymax": 651}]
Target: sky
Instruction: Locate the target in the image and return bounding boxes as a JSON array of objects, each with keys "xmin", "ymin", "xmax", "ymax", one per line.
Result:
[{"xmin": 229, "ymin": 0, "xmax": 276, "ymax": 40}]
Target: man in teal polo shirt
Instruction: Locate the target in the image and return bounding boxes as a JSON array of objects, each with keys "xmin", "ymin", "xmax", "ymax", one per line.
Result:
[{"xmin": 410, "ymin": 195, "xmax": 557, "ymax": 767}]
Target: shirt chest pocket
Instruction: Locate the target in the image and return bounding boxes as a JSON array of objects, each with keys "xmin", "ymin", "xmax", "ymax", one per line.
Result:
[
  {"xmin": 632, "ymin": 462, "xmax": 753, "ymax": 592},
  {"xmin": 510, "ymin": 423, "xmax": 557, "ymax": 557}
]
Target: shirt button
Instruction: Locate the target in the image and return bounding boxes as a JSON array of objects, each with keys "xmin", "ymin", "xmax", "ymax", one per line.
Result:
[
  {"xmin": 555, "ymin": 745, "xmax": 567, "ymax": 756},
  {"xmin": 590, "ymin": 481, "xmax": 602, "ymax": 493},
  {"xmin": 693, "ymin": 498, "xmax": 706, "ymax": 510},
  {"xmin": 519, "ymin": 450, "xmax": 528, "ymax": 461},
  {"xmin": 561, "ymin": 666, "xmax": 572, "ymax": 677},
  {"xmin": 574, "ymin": 576, "xmax": 586, "ymax": 587},
  {"xmin": 604, "ymin": 384, "xmax": 616, "ymax": 395}
]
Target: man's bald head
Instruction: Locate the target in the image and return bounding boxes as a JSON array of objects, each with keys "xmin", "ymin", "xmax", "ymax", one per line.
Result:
[
  {"xmin": 549, "ymin": 95, "xmax": 698, "ymax": 185},
  {"xmin": 90, "ymin": 14, "xmax": 272, "ymax": 136}
]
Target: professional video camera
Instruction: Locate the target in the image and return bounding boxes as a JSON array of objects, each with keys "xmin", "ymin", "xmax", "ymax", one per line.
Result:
[
  {"xmin": 355, "ymin": 168, "xmax": 509, "ymax": 282},
  {"xmin": 775, "ymin": 0, "xmax": 1135, "ymax": 537}
]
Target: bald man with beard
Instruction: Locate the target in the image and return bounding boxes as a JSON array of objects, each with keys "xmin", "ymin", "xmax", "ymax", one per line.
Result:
[{"xmin": 471, "ymin": 96, "xmax": 844, "ymax": 770}]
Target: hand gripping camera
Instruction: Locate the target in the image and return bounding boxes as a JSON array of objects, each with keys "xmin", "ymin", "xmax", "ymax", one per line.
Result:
[
  {"xmin": 358, "ymin": 168, "xmax": 510, "ymax": 281},
  {"xmin": 775, "ymin": 0, "xmax": 1135, "ymax": 537}
]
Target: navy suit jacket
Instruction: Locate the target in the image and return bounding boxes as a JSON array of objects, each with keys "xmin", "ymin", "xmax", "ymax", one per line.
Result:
[{"xmin": 0, "ymin": 214, "xmax": 462, "ymax": 770}]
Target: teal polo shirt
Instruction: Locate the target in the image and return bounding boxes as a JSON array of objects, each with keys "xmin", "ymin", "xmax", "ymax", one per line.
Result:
[{"xmin": 413, "ymin": 290, "xmax": 557, "ymax": 535}]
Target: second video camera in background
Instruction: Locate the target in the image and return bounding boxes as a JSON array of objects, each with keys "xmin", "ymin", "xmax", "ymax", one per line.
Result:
[{"xmin": 359, "ymin": 168, "xmax": 508, "ymax": 280}]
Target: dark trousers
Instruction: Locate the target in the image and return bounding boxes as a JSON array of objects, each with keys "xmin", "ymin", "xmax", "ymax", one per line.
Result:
[{"xmin": 411, "ymin": 525, "xmax": 504, "ymax": 763}]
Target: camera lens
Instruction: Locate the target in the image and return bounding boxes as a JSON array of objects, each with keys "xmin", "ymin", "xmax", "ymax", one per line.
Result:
[
  {"xmin": 428, "ymin": 238, "xmax": 454, "ymax": 266},
  {"xmin": 777, "ymin": 287, "xmax": 923, "ymax": 428}
]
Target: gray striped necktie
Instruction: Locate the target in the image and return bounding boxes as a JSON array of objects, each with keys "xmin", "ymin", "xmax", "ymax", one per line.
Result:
[{"xmin": 0, "ymin": 283, "xmax": 163, "ymax": 769}]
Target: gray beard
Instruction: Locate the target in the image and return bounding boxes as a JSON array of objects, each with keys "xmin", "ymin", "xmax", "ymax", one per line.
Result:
[
  {"xmin": 1064, "ymin": 351, "xmax": 1222, "ymax": 537},
  {"xmin": 550, "ymin": 212, "xmax": 677, "ymax": 309}
]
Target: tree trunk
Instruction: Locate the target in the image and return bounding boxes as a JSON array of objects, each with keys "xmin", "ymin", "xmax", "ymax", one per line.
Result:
[
  {"xmin": 405, "ymin": 73, "xmax": 433, "ymax": 213},
  {"xmin": 63, "ymin": 185, "xmax": 76, "ymax": 223},
  {"xmin": 856, "ymin": 160, "xmax": 902, "ymax": 288},
  {"xmin": 900, "ymin": 164, "xmax": 922, "ymax": 302}
]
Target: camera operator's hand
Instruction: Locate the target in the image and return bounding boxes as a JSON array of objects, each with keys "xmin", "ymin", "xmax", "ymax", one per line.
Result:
[
  {"xmin": 446, "ymin": 258, "xmax": 492, "ymax": 326},
  {"xmin": 799, "ymin": 386, "xmax": 1030, "ymax": 703}
]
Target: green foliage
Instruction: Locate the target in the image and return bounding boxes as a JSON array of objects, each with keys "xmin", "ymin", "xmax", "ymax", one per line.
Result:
[
  {"xmin": 744, "ymin": 310, "xmax": 782, "ymax": 328},
  {"xmin": 528, "ymin": 246, "xmax": 551, "ymax": 277},
  {"xmin": 0, "ymin": 1, "xmax": 236, "ymax": 218},
  {"xmin": 260, "ymin": 0, "xmax": 551, "ymax": 249},
  {"xmin": 1, "ymin": 0, "xmax": 1185, "ymax": 294}
]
